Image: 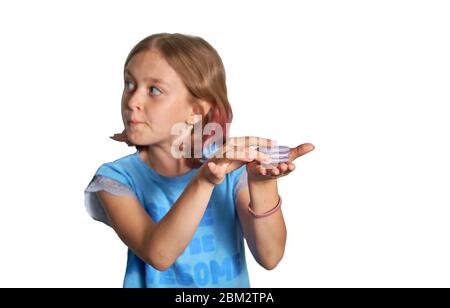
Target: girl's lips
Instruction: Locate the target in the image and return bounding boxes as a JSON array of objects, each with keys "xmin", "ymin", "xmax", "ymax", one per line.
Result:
[{"xmin": 129, "ymin": 120, "xmax": 144, "ymax": 125}]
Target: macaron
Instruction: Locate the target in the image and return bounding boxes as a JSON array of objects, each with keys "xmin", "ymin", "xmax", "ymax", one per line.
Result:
[{"xmin": 256, "ymin": 146, "xmax": 291, "ymax": 164}]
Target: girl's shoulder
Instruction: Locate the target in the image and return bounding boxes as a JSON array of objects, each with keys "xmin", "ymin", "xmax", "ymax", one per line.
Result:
[
  {"xmin": 93, "ymin": 152, "xmax": 140, "ymax": 188},
  {"xmin": 85, "ymin": 152, "xmax": 139, "ymax": 225}
]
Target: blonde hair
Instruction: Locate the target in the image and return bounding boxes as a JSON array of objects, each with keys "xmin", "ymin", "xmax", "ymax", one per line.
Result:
[{"xmin": 123, "ymin": 33, "xmax": 233, "ymax": 167}]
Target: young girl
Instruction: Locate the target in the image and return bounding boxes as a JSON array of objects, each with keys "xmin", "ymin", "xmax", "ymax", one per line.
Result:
[{"xmin": 84, "ymin": 33, "xmax": 314, "ymax": 288}]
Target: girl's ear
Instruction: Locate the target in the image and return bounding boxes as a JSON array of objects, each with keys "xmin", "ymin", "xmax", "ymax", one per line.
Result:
[
  {"xmin": 200, "ymin": 100, "xmax": 213, "ymax": 117},
  {"xmin": 110, "ymin": 129, "xmax": 135, "ymax": 146},
  {"xmin": 192, "ymin": 99, "xmax": 213, "ymax": 118}
]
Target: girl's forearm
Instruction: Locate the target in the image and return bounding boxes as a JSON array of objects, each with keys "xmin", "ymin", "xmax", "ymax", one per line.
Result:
[
  {"xmin": 146, "ymin": 165, "xmax": 215, "ymax": 270},
  {"xmin": 247, "ymin": 179, "xmax": 287, "ymax": 270}
]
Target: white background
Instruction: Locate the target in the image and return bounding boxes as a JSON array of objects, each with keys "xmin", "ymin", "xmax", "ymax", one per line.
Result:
[{"xmin": 0, "ymin": 0, "xmax": 449, "ymax": 287}]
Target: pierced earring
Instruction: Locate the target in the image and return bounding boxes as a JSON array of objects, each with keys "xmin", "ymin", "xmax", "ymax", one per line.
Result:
[{"xmin": 186, "ymin": 120, "xmax": 194, "ymax": 128}]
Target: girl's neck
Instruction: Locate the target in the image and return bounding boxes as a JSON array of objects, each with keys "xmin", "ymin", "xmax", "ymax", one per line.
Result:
[{"xmin": 138, "ymin": 145, "xmax": 193, "ymax": 177}]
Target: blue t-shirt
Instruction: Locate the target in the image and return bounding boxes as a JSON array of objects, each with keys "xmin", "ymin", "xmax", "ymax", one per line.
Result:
[{"xmin": 86, "ymin": 151, "xmax": 250, "ymax": 288}]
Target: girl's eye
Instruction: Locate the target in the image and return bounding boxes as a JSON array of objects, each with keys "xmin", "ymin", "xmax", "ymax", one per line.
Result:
[
  {"xmin": 124, "ymin": 80, "xmax": 135, "ymax": 91},
  {"xmin": 149, "ymin": 86, "xmax": 162, "ymax": 96}
]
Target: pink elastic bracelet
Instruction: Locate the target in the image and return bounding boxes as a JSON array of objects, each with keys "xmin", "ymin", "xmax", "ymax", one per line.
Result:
[{"xmin": 248, "ymin": 195, "xmax": 282, "ymax": 218}]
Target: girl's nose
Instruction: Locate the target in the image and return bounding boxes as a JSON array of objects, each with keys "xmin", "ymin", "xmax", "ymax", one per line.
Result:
[{"xmin": 126, "ymin": 93, "xmax": 144, "ymax": 110}]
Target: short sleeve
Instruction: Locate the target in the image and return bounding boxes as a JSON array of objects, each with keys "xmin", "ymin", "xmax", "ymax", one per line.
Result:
[
  {"xmin": 233, "ymin": 167, "xmax": 248, "ymax": 203},
  {"xmin": 84, "ymin": 175, "xmax": 136, "ymax": 226}
]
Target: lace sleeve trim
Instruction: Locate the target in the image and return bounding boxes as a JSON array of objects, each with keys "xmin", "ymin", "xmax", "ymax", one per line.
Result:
[
  {"xmin": 85, "ymin": 175, "xmax": 135, "ymax": 196},
  {"xmin": 84, "ymin": 175, "xmax": 136, "ymax": 226}
]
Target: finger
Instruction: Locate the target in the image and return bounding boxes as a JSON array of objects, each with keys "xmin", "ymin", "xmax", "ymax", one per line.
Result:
[
  {"xmin": 260, "ymin": 160, "xmax": 279, "ymax": 169},
  {"xmin": 289, "ymin": 143, "xmax": 315, "ymax": 161},
  {"xmin": 207, "ymin": 162, "xmax": 220, "ymax": 179},
  {"xmin": 258, "ymin": 165, "xmax": 267, "ymax": 176},
  {"xmin": 237, "ymin": 146, "xmax": 272, "ymax": 163},
  {"xmin": 222, "ymin": 146, "xmax": 271, "ymax": 164},
  {"xmin": 214, "ymin": 145, "xmax": 245, "ymax": 161},
  {"xmin": 207, "ymin": 161, "xmax": 226, "ymax": 178},
  {"xmin": 227, "ymin": 136, "xmax": 277, "ymax": 148},
  {"xmin": 288, "ymin": 162, "xmax": 296, "ymax": 171},
  {"xmin": 278, "ymin": 163, "xmax": 288, "ymax": 173},
  {"xmin": 222, "ymin": 146, "xmax": 255, "ymax": 162},
  {"xmin": 252, "ymin": 149, "xmax": 272, "ymax": 164},
  {"xmin": 270, "ymin": 167, "xmax": 280, "ymax": 176}
]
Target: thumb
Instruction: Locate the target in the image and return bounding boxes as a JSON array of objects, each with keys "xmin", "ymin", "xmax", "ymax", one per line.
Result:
[
  {"xmin": 207, "ymin": 161, "xmax": 218, "ymax": 174},
  {"xmin": 207, "ymin": 161, "xmax": 221, "ymax": 177},
  {"xmin": 207, "ymin": 161, "xmax": 227, "ymax": 178},
  {"xmin": 290, "ymin": 143, "xmax": 315, "ymax": 161}
]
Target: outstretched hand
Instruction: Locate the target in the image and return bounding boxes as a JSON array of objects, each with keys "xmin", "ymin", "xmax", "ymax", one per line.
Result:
[
  {"xmin": 246, "ymin": 143, "xmax": 315, "ymax": 181},
  {"xmin": 199, "ymin": 136, "xmax": 276, "ymax": 185}
]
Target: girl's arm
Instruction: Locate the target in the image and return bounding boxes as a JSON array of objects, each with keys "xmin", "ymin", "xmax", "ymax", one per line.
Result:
[
  {"xmin": 235, "ymin": 179, "xmax": 286, "ymax": 270},
  {"xmin": 235, "ymin": 143, "xmax": 315, "ymax": 270},
  {"xmin": 96, "ymin": 166, "xmax": 215, "ymax": 271},
  {"xmin": 97, "ymin": 136, "xmax": 281, "ymax": 271}
]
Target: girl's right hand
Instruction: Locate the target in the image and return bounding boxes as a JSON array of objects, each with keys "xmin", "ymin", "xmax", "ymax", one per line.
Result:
[{"xmin": 198, "ymin": 136, "xmax": 277, "ymax": 185}]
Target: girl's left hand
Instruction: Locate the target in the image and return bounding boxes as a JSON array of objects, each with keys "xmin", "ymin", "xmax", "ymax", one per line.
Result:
[{"xmin": 246, "ymin": 143, "xmax": 315, "ymax": 181}]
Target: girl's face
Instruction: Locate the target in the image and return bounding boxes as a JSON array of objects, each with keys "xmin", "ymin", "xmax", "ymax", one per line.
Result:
[{"xmin": 122, "ymin": 49, "xmax": 193, "ymax": 147}]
